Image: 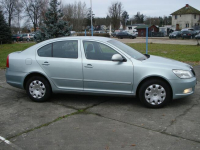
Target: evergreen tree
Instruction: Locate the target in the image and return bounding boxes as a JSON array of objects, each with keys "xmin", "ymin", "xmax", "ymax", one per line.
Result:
[
  {"xmin": 121, "ymin": 11, "xmax": 129, "ymax": 29},
  {"xmin": 35, "ymin": 0, "xmax": 71, "ymax": 42},
  {"xmin": 0, "ymin": 11, "xmax": 12, "ymax": 44}
]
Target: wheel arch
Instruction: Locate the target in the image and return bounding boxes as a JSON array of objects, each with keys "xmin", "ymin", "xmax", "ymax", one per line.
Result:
[
  {"xmin": 136, "ymin": 75, "xmax": 173, "ymax": 98},
  {"xmin": 23, "ymin": 72, "xmax": 52, "ymax": 90}
]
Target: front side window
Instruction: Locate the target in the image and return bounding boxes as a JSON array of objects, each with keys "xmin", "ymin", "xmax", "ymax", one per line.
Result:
[
  {"xmin": 175, "ymin": 15, "xmax": 177, "ymax": 19},
  {"xmin": 53, "ymin": 40, "xmax": 78, "ymax": 58},
  {"xmin": 83, "ymin": 41, "xmax": 119, "ymax": 61},
  {"xmin": 194, "ymin": 14, "xmax": 196, "ymax": 19},
  {"xmin": 38, "ymin": 44, "xmax": 52, "ymax": 57}
]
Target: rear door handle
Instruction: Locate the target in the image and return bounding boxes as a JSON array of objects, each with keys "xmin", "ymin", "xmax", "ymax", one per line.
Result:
[
  {"xmin": 42, "ymin": 61, "xmax": 50, "ymax": 66},
  {"xmin": 84, "ymin": 64, "xmax": 93, "ymax": 68}
]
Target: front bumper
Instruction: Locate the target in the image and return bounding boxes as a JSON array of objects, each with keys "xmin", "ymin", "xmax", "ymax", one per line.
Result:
[{"xmin": 169, "ymin": 77, "xmax": 197, "ymax": 99}]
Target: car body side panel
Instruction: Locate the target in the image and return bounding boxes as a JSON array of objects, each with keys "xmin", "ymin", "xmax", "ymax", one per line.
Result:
[{"xmin": 80, "ymin": 40, "xmax": 134, "ymax": 94}]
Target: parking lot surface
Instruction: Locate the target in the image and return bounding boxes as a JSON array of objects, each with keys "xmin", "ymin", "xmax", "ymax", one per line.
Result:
[
  {"xmin": 114, "ymin": 37, "xmax": 199, "ymax": 45},
  {"xmin": 0, "ymin": 66, "xmax": 200, "ymax": 150}
]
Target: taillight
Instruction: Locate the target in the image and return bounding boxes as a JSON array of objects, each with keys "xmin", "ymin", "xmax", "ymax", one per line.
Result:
[{"xmin": 6, "ymin": 55, "xmax": 9, "ymax": 68}]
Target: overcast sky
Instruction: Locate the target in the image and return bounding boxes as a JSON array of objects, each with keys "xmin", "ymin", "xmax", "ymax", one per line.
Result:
[{"xmin": 61, "ymin": 0, "xmax": 200, "ymax": 18}]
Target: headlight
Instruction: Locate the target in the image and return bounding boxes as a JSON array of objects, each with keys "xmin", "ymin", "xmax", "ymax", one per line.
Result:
[{"xmin": 172, "ymin": 70, "xmax": 193, "ymax": 79}]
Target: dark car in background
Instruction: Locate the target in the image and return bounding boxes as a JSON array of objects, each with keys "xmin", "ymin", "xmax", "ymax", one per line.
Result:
[
  {"xmin": 169, "ymin": 31, "xmax": 182, "ymax": 39},
  {"xmin": 22, "ymin": 33, "xmax": 34, "ymax": 41},
  {"xmin": 195, "ymin": 33, "xmax": 200, "ymax": 39},
  {"xmin": 181, "ymin": 30, "xmax": 196, "ymax": 39},
  {"xmin": 111, "ymin": 31, "xmax": 120, "ymax": 37},
  {"xmin": 116, "ymin": 32, "xmax": 136, "ymax": 39},
  {"xmin": 12, "ymin": 34, "xmax": 23, "ymax": 42}
]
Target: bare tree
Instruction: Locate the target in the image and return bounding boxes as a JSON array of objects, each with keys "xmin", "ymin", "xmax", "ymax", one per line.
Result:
[
  {"xmin": 63, "ymin": 1, "xmax": 87, "ymax": 31},
  {"xmin": 0, "ymin": 0, "xmax": 19, "ymax": 27},
  {"xmin": 22, "ymin": 0, "xmax": 47, "ymax": 32},
  {"xmin": 108, "ymin": 1, "xmax": 123, "ymax": 30}
]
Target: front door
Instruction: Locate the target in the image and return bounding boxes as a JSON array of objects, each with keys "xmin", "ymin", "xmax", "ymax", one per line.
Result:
[
  {"xmin": 176, "ymin": 24, "xmax": 179, "ymax": 30},
  {"xmin": 36, "ymin": 40, "xmax": 83, "ymax": 91},
  {"xmin": 81, "ymin": 40, "xmax": 133, "ymax": 94}
]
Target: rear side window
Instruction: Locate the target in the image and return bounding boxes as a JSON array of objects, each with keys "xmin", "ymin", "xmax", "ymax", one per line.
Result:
[
  {"xmin": 53, "ymin": 41, "xmax": 78, "ymax": 58},
  {"xmin": 38, "ymin": 44, "xmax": 52, "ymax": 57},
  {"xmin": 37, "ymin": 40, "xmax": 78, "ymax": 58}
]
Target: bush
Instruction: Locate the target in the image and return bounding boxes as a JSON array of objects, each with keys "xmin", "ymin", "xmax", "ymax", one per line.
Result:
[{"xmin": 77, "ymin": 33, "xmax": 110, "ymax": 37}]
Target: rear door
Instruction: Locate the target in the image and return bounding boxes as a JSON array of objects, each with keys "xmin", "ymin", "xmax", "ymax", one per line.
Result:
[{"xmin": 36, "ymin": 39, "xmax": 83, "ymax": 91}]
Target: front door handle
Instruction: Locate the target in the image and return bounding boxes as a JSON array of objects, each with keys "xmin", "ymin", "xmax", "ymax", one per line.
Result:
[{"xmin": 84, "ymin": 64, "xmax": 93, "ymax": 68}]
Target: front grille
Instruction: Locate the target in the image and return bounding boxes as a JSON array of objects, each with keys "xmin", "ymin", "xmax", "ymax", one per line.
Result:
[{"xmin": 191, "ymin": 68, "xmax": 196, "ymax": 76}]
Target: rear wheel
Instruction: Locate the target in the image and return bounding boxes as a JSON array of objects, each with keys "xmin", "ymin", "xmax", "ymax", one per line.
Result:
[
  {"xmin": 26, "ymin": 76, "xmax": 52, "ymax": 102},
  {"xmin": 139, "ymin": 79, "xmax": 171, "ymax": 108}
]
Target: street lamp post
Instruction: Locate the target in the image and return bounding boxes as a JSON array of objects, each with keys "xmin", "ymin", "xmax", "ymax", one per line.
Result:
[{"xmin": 90, "ymin": 0, "xmax": 93, "ymax": 36}]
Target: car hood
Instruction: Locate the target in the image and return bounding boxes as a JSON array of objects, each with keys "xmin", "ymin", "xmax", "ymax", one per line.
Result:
[{"xmin": 142, "ymin": 55, "xmax": 191, "ymax": 70}]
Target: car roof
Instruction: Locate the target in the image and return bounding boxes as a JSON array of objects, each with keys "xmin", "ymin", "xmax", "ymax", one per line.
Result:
[
  {"xmin": 32, "ymin": 36, "xmax": 113, "ymax": 49},
  {"xmin": 46, "ymin": 36, "xmax": 111, "ymax": 42}
]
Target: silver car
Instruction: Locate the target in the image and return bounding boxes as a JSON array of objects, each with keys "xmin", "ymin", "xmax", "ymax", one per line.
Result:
[{"xmin": 6, "ymin": 37, "xmax": 197, "ymax": 108}]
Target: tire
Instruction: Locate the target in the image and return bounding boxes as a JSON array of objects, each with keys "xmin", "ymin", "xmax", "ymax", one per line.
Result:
[
  {"xmin": 139, "ymin": 79, "xmax": 171, "ymax": 108},
  {"xmin": 26, "ymin": 76, "xmax": 52, "ymax": 102}
]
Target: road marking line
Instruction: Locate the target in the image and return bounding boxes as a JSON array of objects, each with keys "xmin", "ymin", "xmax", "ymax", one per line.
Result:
[{"xmin": 0, "ymin": 136, "xmax": 23, "ymax": 150}]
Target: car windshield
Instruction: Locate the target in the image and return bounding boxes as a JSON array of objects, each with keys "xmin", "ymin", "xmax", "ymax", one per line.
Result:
[
  {"xmin": 108, "ymin": 40, "xmax": 147, "ymax": 60},
  {"xmin": 172, "ymin": 31, "xmax": 178, "ymax": 34}
]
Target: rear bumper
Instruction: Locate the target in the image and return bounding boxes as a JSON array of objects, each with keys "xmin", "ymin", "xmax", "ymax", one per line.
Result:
[
  {"xmin": 169, "ymin": 77, "xmax": 197, "ymax": 99},
  {"xmin": 6, "ymin": 69, "xmax": 26, "ymax": 89}
]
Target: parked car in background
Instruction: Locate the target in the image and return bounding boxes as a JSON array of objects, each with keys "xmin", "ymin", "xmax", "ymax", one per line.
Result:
[
  {"xmin": 193, "ymin": 30, "xmax": 200, "ymax": 35},
  {"xmin": 116, "ymin": 32, "xmax": 136, "ymax": 39},
  {"xmin": 169, "ymin": 31, "xmax": 182, "ymax": 39},
  {"xmin": 22, "ymin": 33, "xmax": 34, "ymax": 41},
  {"xmin": 94, "ymin": 31, "xmax": 106, "ymax": 34},
  {"xmin": 181, "ymin": 30, "xmax": 196, "ymax": 39},
  {"xmin": 12, "ymin": 34, "xmax": 23, "ymax": 42},
  {"xmin": 181, "ymin": 28, "xmax": 194, "ymax": 31},
  {"xmin": 111, "ymin": 30, "xmax": 120, "ymax": 37},
  {"xmin": 195, "ymin": 33, "xmax": 200, "ymax": 39},
  {"xmin": 70, "ymin": 31, "xmax": 76, "ymax": 36},
  {"xmin": 6, "ymin": 36, "xmax": 196, "ymax": 108}
]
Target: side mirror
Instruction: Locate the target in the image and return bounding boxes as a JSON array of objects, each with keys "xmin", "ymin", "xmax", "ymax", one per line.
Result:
[{"xmin": 111, "ymin": 54, "xmax": 124, "ymax": 62}]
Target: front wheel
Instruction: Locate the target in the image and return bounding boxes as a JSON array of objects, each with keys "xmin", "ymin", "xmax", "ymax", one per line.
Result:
[
  {"xmin": 139, "ymin": 79, "xmax": 171, "ymax": 108},
  {"xmin": 26, "ymin": 76, "xmax": 52, "ymax": 102}
]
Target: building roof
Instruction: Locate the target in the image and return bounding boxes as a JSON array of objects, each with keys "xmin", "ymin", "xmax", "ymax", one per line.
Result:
[
  {"xmin": 135, "ymin": 25, "xmax": 150, "ymax": 29},
  {"xmin": 171, "ymin": 4, "xmax": 200, "ymax": 15},
  {"xmin": 135, "ymin": 25, "xmax": 158, "ymax": 29}
]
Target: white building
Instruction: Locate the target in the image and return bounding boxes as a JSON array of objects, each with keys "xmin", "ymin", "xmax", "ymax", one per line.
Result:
[{"xmin": 171, "ymin": 4, "xmax": 200, "ymax": 30}]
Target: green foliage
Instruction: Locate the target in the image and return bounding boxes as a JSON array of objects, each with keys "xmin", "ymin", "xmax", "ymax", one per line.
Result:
[
  {"xmin": 35, "ymin": 0, "xmax": 71, "ymax": 42},
  {"xmin": 0, "ymin": 11, "xmax": 12, "ymax": 44}
]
